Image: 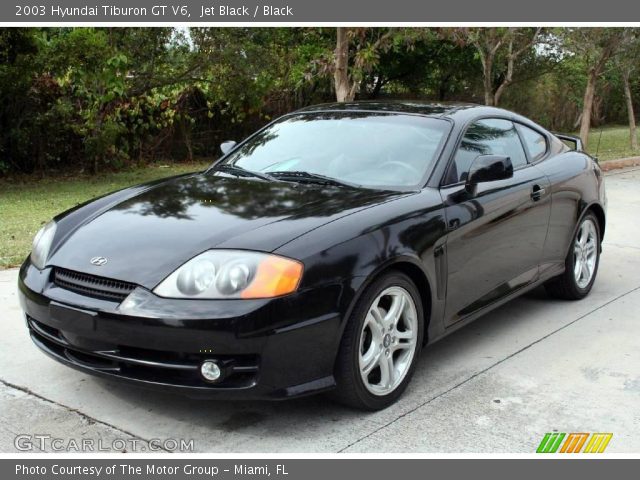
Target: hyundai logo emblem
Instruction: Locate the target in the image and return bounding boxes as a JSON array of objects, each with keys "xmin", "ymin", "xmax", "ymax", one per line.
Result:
[{"xmin": 90, "ymin": 256, "xmax": 108, "ymax": 266}]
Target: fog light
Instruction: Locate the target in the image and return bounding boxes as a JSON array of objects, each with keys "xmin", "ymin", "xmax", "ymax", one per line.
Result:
[{"xmin": 200, "ymin": 360, "xmax": 222, "ymax": 382}]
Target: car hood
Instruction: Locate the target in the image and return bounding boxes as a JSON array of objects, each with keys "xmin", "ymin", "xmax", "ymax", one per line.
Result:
[{"xmin": 47, "ymin": 173, "xmax": 406, "ymax": 288}]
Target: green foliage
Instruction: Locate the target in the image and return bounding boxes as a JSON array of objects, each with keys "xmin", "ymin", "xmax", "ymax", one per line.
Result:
[{"xmin": 0, "ymin": 27, "xmax": 639, "ymax": 176}]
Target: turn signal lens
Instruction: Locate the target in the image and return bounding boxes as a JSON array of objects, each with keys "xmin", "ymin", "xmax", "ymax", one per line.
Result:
[{"xmin": 241, "ymin": 256, "xmax": 303, "ymax": 299}]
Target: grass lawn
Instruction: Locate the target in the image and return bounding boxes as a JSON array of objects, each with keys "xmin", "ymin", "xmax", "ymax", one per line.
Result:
[
  {"xmin": 584, "ymin": 125, "xmax": 640, "ymax": 161},
  {"xmin": 0, "ymin": 161, "xmax": 210, "ymax": 269}
]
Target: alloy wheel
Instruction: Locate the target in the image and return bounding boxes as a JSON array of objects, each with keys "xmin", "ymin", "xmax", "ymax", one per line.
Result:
[
  {"xmin": 358, "ymin": 286, "xmax": 418, "ymax": 396},
  {"xmin": 573, "ymin": 218, "xmax": 598, "ymax": 289}
]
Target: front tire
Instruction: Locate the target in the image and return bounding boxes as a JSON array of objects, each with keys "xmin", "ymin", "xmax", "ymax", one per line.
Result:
[
  {"xmin": 332, "ymin": 271, "xmax": 424, "ymax": 410},
  {"xmin": 545, "ymin": 211, "xmax": 601, "ymax": 300}
]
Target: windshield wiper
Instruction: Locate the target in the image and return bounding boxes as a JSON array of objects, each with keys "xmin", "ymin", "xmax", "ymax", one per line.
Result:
[
  {"xmin": 213, "ymin": 164, "xmax": 275, "ymax": 182},
  {"xmin": 268, "ymin": 171, "xmax": 358, "ymax": 188}
]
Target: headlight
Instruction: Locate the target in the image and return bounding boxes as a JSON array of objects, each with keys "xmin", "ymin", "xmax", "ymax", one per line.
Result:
[
  {"xmin": 30, "ymin": 220, "xmax": 57, "ymax": 270},
  {"xmin": 153, "ymin": 250, "xmax": 303, "ymax": 299}
]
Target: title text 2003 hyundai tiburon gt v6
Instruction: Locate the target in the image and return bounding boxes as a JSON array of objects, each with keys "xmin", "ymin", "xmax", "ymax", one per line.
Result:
[{"xmin": 18, "ymin": 102, "xmax": 606, "ymax": 410}]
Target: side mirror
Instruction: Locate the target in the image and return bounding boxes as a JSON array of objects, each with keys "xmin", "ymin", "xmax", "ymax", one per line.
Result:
[
  {"xmin": 220, "ymin": 140, "xmax": 237, "ymax": 155},
  {"xmin": 465, "ymin": 155, "xmax": 513, "ymax": 193}
]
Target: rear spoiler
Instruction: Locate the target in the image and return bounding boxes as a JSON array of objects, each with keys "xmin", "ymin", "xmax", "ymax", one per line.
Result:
[{"xmin": 553, "ymin": 133, "xmax": 584, "ymax": 152}]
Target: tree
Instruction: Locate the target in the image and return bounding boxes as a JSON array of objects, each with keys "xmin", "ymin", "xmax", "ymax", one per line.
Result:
[
  {"xmin": 450, "ymin": 28, "xmax": 542, "ymax": 106},
  {"xmin": 616, "ymin": 29, "xmax": 639, "ymax": 150},
  {"xmin": 0, "ymin": 28, "xmax": 40, "ymax": 173},
  {"xmin": 333, "ymin": 27, "xmax": 352, "ymax": 102},
  {"xmin": 329, "ymin": 28, "xmax": 407, "ymax": 102},
  {"xmin": 359, "ymin": 31, "xmax": 480, "ymax": 101},
  {"xmin": 562, "ymin": 28, "xmax": 625, "ymax": 147},
  {"xmin": 3, "ymin": 27, "xmax": 640, "ymax": 176},
  {"xmin": 332, "ymin": 28, "xmax": 395, "ymax": 102}
]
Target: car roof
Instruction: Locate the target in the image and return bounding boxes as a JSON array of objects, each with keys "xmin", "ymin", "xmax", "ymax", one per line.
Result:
[{"xmin": 294, "ymin": 100, "xmax": 508, "ymax": 120}]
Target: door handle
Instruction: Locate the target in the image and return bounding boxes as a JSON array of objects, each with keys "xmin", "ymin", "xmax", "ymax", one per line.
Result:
[{"xmin": 531, "ymin": 185, "xmax": 546, "ymax": 201}]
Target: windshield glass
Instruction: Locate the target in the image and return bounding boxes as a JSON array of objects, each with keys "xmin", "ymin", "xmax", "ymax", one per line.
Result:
[{"xmin": 217, "ymin": 112, "xmax": 451, "ymax": 189}]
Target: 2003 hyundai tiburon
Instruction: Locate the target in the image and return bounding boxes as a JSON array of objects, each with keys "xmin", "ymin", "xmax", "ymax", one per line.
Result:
[{"xmin": 18, "ymin": 102, "xmax": 606, "ymax": 410}]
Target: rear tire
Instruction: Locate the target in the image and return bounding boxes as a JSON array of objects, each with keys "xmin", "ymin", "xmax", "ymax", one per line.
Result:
[
  {"xmin": 545, "ymin": 211, "xmax": 601, "ymax": 300},
  {"xmin": 331, "ymin": 271, "xmax": 424, "ymax": 410}
]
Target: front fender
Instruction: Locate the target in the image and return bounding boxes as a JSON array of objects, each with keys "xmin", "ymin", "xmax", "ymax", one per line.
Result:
[{"xmin": 276, "ymin": 189, "xmax": 449, "ymax": 347}]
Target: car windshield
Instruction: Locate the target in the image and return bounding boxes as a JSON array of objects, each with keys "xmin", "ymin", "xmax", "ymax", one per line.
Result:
[{"xmin": 216, "ymin": 112, "xmax": 451, "ymax": 189}]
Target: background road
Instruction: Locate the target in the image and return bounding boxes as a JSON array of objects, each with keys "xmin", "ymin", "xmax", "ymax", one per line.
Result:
[{"xmin": 1, "ymin": 168, "xmax": 639, "ymax": 453}]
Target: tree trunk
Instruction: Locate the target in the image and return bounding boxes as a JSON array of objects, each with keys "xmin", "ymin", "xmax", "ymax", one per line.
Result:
[
  {"xmin": 334, "ymin": 28, "xmax": 352, "ymax": 102},
  {"xmin": 493, "ymin": 42, "xmax": 513, "ymax": 107},
  {"xmin": 493, "ymin": 41, "xmax": 514, "ymax": 107},
  {"xmin": 622, "ymin": 68, "xmax": 639, "ymax": 150},
  {"xmin": 493, "ymin": 79, "xmax": 510, "ymax": 107},
  {"xmin": 580, "ymin": 69, "xmax": 598, "ymax": 148},
  {"xmin": 482, "ymin": 53, "xmax": 494, "ymax": 106}
]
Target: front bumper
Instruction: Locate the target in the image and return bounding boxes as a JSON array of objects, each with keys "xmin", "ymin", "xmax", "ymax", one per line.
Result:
[{"xmin": 18, "ymin": 261, "xmax": 347, "ymax": 399}]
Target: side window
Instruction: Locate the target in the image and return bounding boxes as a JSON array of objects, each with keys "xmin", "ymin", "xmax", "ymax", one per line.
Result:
[
  {"xmin": 445, "ymin": 118, "xmax": 528, "ymax": 184},
  {"xmin": 516, "ymin": 124, "xmax": 547, "ymax": 162}
]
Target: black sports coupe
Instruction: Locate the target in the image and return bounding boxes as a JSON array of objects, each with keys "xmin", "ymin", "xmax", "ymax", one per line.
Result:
[{"xmin": 18, "ymin": 102, "xmax": 606, "ymax": 410}]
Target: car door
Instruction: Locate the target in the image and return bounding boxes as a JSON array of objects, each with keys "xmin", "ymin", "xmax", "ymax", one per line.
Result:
[{"xmin": 439, "ymin": 118, "xmax": 551, "ymax": 326}]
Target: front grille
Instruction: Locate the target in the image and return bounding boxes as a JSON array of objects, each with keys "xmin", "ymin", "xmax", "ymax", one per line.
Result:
[{"xmin": 52, "ymin": 267, "xmax": 136, "ymax": 302}]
